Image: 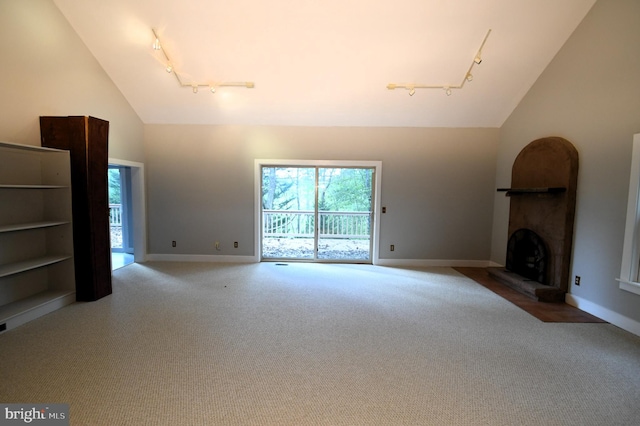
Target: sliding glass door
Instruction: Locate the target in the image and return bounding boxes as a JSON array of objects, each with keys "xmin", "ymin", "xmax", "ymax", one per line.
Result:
[
  {"xmin": 317, "ymin": 168, "xmax": 373, "ymax": 260},
  {"xmin": 262, "ymin": 167, "xmax": 316, "ymax": 260},
  {"xmin": 261, "ymin": 165, "xmax": 374, "ymax": 263}
]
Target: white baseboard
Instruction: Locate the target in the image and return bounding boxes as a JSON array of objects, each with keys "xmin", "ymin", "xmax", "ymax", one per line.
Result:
[
  {"xmin": 565, "ymin": 293, "xmax": 640, "ymax": 337},
  {"xmin": 145, "ymin": 254, "xmax": 258, "ymax": 263},
  {"xmin": 374, "ymin": 259, "xmax": 495, "ymax": 268},
  {"xmin": 143, "ymin": 256, "xmax": 497, "ymax": 268}
]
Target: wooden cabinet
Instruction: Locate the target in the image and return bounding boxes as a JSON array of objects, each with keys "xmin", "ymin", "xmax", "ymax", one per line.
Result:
[
  {"xmin": 0, "ymin": 142, "xmax": 76, "ymax": 332},
  {"xmin": 40, "ymin": 116, "xmax": 112, "ymax": 301}
]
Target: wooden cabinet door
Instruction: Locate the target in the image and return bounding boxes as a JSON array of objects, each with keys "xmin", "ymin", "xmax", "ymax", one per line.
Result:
[{"xmin": 40, "ymin": 116, "xmax": 112, "ymax": 301}]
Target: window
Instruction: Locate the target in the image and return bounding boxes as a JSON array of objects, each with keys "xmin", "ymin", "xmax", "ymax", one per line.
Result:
[{"xmin": 618, "ymin": 133, "xmax": 640, "ymax": 295}]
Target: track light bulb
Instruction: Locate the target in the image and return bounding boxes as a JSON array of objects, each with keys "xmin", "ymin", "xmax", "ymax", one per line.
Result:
[
  {"xmin": 150, "ymin": 28, "xmax": 255, "ymax": 94},
  {"xmin": 387, "ymin": 29, "xmax": 489, "ymax": 96}
]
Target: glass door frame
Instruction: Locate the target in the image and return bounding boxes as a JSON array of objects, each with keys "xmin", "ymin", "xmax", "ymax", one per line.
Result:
[
  {"xmin": 315, "ymin": 166, "xmax": 375, "ymax": 262},
  {"xmin": 255, "ymin": 159, "xmax": 382, "ymax": 264},
  {"xmin": 107, "ymin": 157, "xmax": 147, "ymax": 264}
]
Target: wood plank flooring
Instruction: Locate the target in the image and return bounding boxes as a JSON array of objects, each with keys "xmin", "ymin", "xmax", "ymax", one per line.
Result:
[{"xmin": 454, "ymin": 267, "xmax": 606, "ymax": 323}]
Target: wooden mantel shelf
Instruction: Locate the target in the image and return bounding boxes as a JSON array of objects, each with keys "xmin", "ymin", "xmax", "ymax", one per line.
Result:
[{"xmin": 497, "ymin": 187, "xmax": 566, "ymax": 196}]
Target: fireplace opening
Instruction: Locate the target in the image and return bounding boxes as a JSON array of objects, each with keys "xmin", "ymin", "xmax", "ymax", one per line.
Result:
[{"xmin": 506, "ymin": 229, "xmax": 547, "ymax": 284}]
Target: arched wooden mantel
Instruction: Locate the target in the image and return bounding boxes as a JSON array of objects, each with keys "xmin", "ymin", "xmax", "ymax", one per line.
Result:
[{"xmin": 490, "ymin": 137, "xmax": 579, "ymax": 302}]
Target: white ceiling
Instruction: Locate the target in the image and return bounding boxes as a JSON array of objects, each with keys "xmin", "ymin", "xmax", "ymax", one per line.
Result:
[{"xmin": 53, "ymin": 0, "xmax": 596, "ymax": 128}]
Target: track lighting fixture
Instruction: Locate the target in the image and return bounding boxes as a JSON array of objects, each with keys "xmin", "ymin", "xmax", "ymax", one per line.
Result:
[
  {"xmin": 151, "ymin": 28, "xmax": 255, "ymax": 94},
  {"xmin": 387, "ymin": 29, "xmax": 491, "ymax": 97}
]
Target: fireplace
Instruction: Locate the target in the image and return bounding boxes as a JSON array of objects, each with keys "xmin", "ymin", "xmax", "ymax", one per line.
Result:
[
  {"xmin": 489, "ymin": 137, "xmax": 579, "ymax": 302},
  {"xmin": 506, "ymin": 229, "xmax": 547, "ymax": 284}
]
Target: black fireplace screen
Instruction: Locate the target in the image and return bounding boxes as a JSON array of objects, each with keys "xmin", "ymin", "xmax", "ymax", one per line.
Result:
[{"xmin": 506, "ymin": 228, "xmax": 547, "ymax": 284}]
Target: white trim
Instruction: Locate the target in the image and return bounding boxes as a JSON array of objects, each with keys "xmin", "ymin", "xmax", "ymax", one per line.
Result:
[
  {"xmin": 565, "ymin": 293, "xmax": 640, "ymax": 336},
  {"xmin": 618, "ymin": 134, "xmax": 640, "ymax": 292},
  {"xmin": 107, "ymin": 158, "xmax": 144, "ymax": 169},
  {"xmin": 143, "ymin": 255, "xmax": 494, "ymax": 269},
  {"xmin": 254, "ymin": 159, "xmax": 382, "ymax": 264},
  {"xmin": 616, "ymin": 278, "xmax": 640, "ymax": 297},
  {"xmin": 108, "ymin": 158, "xmax": 147, "ymax": 262},
  {"xmin": 375, "ymin": 259, "xmax": 496, "ymax": 268},
  {"xmin": 146, "ymin": 254, "xmax": 257, "ymax": 263}
]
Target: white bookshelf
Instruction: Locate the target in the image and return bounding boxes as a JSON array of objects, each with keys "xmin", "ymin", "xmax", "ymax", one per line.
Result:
[{"xmin": 0, "ymin": 141, "xmax": 76, "ymax": 333}]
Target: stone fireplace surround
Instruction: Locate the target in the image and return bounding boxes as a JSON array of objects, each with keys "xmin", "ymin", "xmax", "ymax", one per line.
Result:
[{"xmin": 489, "ymin": 137, "xmax": 579, "ymax": 302}]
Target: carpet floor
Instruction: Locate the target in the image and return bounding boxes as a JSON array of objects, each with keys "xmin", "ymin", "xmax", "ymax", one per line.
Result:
[{"xmin": 1, "ymin": 262, "xmax": 639, "ymax": 425}]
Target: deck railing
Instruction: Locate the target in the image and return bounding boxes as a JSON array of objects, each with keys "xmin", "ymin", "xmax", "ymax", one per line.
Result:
[
  {"xmin": 109, "ymin": 204, "xmax": 122, "ymax": 227},
  {"xmin": 263, "ymin": 210, "xmax": 370, "ymax": 239}
]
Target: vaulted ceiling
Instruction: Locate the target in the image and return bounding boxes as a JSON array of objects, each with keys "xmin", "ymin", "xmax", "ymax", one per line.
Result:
[{"xmin": 53, "ymin": 0, "xmax": 596, "ymax": 127}]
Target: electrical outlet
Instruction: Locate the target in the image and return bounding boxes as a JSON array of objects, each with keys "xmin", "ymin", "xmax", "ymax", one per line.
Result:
[
  {"xmin": 390, "ymin": 244, "xmax": 395, "ymax": 251},
  {"xmin": 234, "ymin": 242, "xmax": 238, "ymax": 248},
  {"xmin": 215, "ymin": 242, "xmax": 220, "ymax": 250},
  {"xmin": 382, "ymin": 206, "xmax": 387, "ymax": 213},
  {"xmin": 575, "ymin": 276, "xmax": 581, "ymax": 286},
  {"xmin": 172, "ymin": 241, "xmax": 176, "ymax": 247}
]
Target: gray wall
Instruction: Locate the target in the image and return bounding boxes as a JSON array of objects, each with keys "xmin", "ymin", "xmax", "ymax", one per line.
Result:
[
  {"xmin": 491, "ymin": 0, "xmax": 640, "ymax": 324},
  {"xmin": 0, "ymin": 0, "xmax": 144, "ymax": 162},
  {"xmin": 144, "ymin": 125, "xmax": 499, "ymax": 261}
]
